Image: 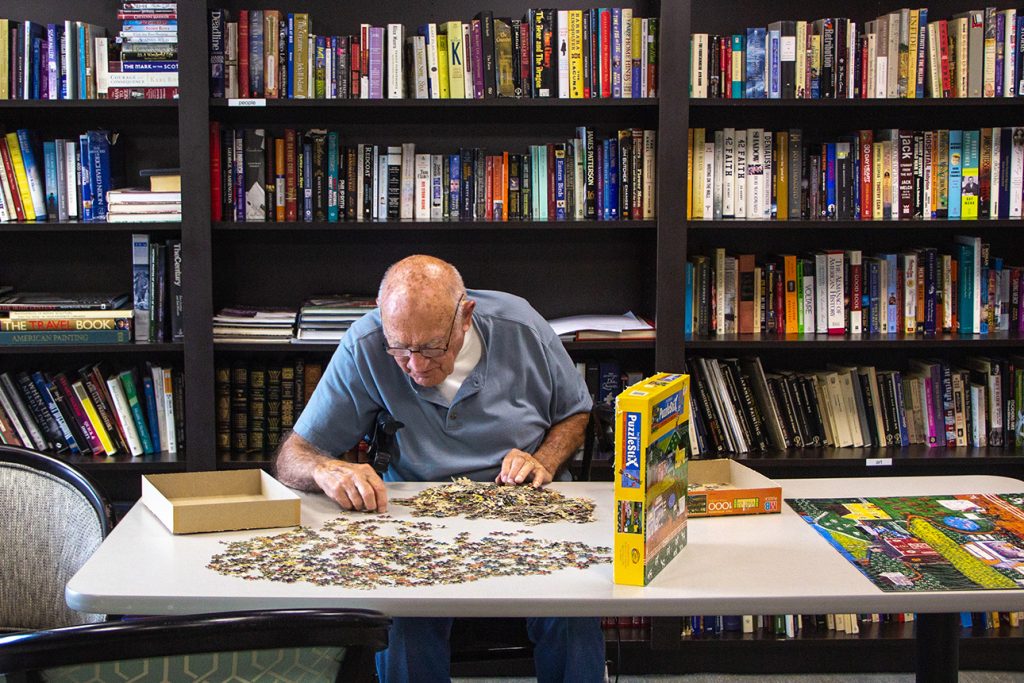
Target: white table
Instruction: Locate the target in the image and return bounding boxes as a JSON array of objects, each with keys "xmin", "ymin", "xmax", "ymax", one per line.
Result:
[{"xmin": 67, "ymin": 475, "xmax": 1024, "ymax": 681}]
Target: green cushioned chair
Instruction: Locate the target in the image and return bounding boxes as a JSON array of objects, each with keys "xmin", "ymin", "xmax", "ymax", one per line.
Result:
[{"xmin": 0, "ymin": 608, "xmax": 390, "ymax": 683}]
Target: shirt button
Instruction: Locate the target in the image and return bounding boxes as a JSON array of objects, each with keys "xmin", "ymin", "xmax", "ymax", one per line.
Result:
[{"xmin": 450, "ymin": 413, "xmax": 458, "ymax": 420}]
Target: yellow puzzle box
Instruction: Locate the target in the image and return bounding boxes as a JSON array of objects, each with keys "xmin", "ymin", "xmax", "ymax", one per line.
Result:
[{"xmin": 613, "ymin": 372, "xmax": 691, "ymax": 586}]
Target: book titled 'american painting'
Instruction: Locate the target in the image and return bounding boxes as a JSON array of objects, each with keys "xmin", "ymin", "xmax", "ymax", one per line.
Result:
[{"xmin": 613, "ymin": 372, "xmax": 690, "ymax": 586}]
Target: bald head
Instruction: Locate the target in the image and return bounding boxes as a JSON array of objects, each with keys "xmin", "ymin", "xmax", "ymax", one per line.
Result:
[
  {"xmin": 377, "ymin": 256, "xmax": 474, "ymax": 387},
  {"xmin": 378, "ymin": 255, "xmax": 465, "ymax": 323}
]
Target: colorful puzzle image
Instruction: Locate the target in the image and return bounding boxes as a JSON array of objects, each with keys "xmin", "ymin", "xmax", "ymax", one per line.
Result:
[
  {"xmin": 788, "ymin": 494, "xmax": 1024, "ymax": 592},
  {"xmin": 618, "ymin": 500, "xmax": 643, "ymax": 534}
]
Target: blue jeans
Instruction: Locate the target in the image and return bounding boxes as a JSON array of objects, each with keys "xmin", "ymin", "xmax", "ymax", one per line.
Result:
[{"xmin": 375, "ymin": 616, "xmax": 606, "ymax": 683}]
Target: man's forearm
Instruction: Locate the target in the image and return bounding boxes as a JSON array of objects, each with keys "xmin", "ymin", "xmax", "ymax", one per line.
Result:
[
  {"xmin": 533, "ymin": 412, "xmax": 590, "ymax": 475},
  {"xmin": 275, "ymin": 432, "xmax": 335, "ymax": 492}
]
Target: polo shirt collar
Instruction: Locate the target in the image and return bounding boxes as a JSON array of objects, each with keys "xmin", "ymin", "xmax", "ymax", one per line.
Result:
[{"xmin": 408, "ymin": 316, "xmax": 489, "ymax": 408}]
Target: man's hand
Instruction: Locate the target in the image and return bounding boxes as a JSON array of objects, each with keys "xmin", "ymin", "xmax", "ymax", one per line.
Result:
[
  {"xmin": 496, "ymin": 448, "xmax": 553, "ymax": 488},
  {"xmin": 313, "ymin": 460, "xmax": 389, "ymax": 512}
]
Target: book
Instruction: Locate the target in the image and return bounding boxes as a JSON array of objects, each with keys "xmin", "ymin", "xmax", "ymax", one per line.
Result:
[{"xmin": 613, "ymin": 373, "xmax": 690, "ymax": 586}]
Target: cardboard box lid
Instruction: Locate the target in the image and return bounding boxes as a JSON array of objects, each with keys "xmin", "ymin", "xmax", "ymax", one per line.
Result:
[
  {"xmin": 142, "ymin": 470, "xmax": 301, "ymax": 534},
  {"xmin": 688, "ymin": 459, "xmax": 780, "ymax": 491}
]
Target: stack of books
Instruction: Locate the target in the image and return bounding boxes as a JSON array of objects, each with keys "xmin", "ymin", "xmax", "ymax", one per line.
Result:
[
  {"xmin": 107, "ymin": 188, "xmax": 182, "ymax": 223},
  {"xmin": 107, "ymin": 2, "xmax": 179, "ymax": 99},
  {"xmin": 548, "ymin": 312, "xmax": 655, "ymax": 342},
  {"xmin": 212, "ymin": 306, "xmax": 297, "ymax": 344},
  {"xmin": 294, "ymin": 295, "xmax": 376, "ymax": 343},
  {"xmin": 0, "ymin": 292, "xmax": 132, "ymax": 345}
]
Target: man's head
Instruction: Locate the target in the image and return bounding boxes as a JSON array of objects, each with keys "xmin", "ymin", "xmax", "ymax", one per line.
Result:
[{"xmin": 377, "ymin": 255, "xmax": 475, "ymax": 387}]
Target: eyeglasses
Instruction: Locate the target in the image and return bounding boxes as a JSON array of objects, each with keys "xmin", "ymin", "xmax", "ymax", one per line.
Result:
[{"xmin": 382, "ymin": 294, "xmax": 465, "ymax": 359}]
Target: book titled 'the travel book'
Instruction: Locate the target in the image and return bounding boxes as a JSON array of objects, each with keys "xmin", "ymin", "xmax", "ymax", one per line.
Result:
[{"xmin": 613, "ymin": 372, "xmax": 691, "ymax": 586}]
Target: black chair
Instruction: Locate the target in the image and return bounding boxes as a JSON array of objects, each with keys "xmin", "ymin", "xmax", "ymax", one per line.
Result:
[
  {"xmin": 0, "ymin": 445, "xmax": 115, "ymax": 632},
  {"xmin": 0, "ymin": 608, "xmax": 390, "ymax": 683},
  {"xmin": 450, "ymin": 403, "xmax": 616, "ymax": 674}
]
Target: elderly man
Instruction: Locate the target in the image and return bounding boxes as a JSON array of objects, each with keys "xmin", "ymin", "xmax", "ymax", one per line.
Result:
[{"xmin": 275, "ymin": 255, "xmax": 605, "ymax": 683}]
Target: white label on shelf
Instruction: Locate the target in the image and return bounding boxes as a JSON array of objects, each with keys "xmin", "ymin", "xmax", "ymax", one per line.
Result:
[
  {"xmin": 866, "ymin": 458, "xmax": 893, "ymax": 467},
  {"xmin": 228, "ymin": 98, "xmax": 267, "ymax": 107}
]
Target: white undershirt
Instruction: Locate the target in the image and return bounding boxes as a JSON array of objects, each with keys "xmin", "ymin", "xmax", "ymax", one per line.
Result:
[{"xmin": 437, "ymin": 320, "xmax": 482, "ymax": 404}]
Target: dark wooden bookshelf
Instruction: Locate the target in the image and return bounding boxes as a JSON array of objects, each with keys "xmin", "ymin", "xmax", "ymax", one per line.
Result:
[
  {"xmin": 0, "ymin": 100, "xmax": 177, "ymax": 109},
  {"xmin": 0, "ymin": 343, "xmax": 184, "ymax": 355},
  {"xmin": 634, "ymin": 619, "xmax": 1024, "ymax": 674},
  {"xmin": 731, "ymin": 447, "xmax": 1024, "ymax": 479},
  {"xmin": 218, "ymin": 460, "xmax": 275, "ymax": 470},
  {"xmin": 690, "ymin": 98, "xmax": 1024, "ymax": 109},
  {"xmin": 685, "ymin": 332, "xmax": 1024, "ymax": 349},
  {"xmin": 64, "ymin": 451, "xmax": 185, "ymax": 472},
  {"xmin": 687, "ymin": 218, "xmax": 1021, "ymax": 230},
  {"xmin": 213, "ymin": 220, "xmax": 657, "ymax": 231},
  {"xmin": 0, "ymin": 222, "xmax": 182, "ymax": 233},
  {"xmin": 211, "ymin": 97, "xmax": 656, "ymax": 108},
  {"xmin": 213, "ymin": 340, "xmax": 655, "ymax": 353}
]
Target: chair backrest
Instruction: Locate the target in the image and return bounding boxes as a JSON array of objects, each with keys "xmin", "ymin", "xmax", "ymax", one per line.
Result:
[
  {"xmin": 579, "ymin": 402, "xmax": 615, "ymax": 482},
  {"xmin": 0, "ymin": 608, "xmax": 390, "ymax": 683},
  {"xmin": 0, "ymin": 446, "xmax": 114, "ymax": 632}
]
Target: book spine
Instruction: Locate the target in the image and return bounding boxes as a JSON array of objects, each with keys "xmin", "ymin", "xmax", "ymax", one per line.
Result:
[
  {"xmin": 31, "ymin": 371, "xmax": 79, "ymax": 454},
  {"xmin": 55, "ymin": 374, "xmax": 104, "ymax": 454},
  {"xmin": 0, "ymin": 373, "xmax": 47, "ymax": 450},
  {"xmin": 119, "ymin": 371, "xmax": 154, "ymax": 453},
  {"xmin": 104, "ymin": 374, "xmax": 143, "ymax": 456},
  {"xmin": 140, "ymin": 375, "xmax": 162, "ymax": 452}
]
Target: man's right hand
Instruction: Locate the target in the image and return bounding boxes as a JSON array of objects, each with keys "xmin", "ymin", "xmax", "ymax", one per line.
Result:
[{"xmin": 313, "ymin": 460, "xmax": 388, "ymax": 512}]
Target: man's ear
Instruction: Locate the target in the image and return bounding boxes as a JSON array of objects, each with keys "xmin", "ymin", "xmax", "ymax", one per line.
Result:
[{"xmin": 461, "ymin": 299, "xmax": 476, "ymax": 329}]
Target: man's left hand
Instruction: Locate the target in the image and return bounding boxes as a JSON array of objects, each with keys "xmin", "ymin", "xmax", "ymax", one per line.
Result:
[{"xmin": 496, "ymin": 449, "xmax": 552, "ymax": 488}]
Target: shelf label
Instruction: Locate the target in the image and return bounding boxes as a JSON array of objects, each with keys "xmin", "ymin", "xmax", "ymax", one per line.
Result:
[
  {"xmin": 866, "ymin": 458, "xmax": 893, "ymax": 467},
  {"xmin": 228, "ymin": 98, "xmax": 266, "ymax": 107}
]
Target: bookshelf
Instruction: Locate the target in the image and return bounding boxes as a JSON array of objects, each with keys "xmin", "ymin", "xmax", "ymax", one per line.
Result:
[
  {"xmin": 190, "ymin": 0, "xmax": 683, "ymax": 470},
  {"xmin": 684, "ymin": 0, "xmax": 1024, "ymax": 480},
  {"xmin": 3, "ymin": 0, "xmax": 1023, "ymax": 672}
]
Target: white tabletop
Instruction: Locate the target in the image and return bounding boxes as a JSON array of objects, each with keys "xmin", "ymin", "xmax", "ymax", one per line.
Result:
[{"xmin": 67, "ymin": 475, "xmax": 1024, "ymax": 617}]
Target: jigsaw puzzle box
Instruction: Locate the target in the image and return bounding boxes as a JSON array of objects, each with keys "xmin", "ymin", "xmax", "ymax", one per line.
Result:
[
  {"xmin": 613, "ymin": 373, "xmax": 690, "ymax": 586},
  {"xmin": 686, "ymin": 459, "xmax": 782, "ymax": 518}
]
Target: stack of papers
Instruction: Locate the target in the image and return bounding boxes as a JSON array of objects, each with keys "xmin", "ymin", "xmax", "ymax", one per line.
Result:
[
  {"xmin": 213, "ymin": 307, "xmax": 296, "ymax": 344},
  {"xmin": 294, "ymin": 295, "xmax": 376, "ymax": 344},
  {"xmin": 547, "ymin": 312, "xmax": 655, "ymax": 342}
]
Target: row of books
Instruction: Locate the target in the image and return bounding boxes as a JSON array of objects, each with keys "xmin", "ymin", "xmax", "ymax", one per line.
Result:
[
  {"xmin": 0, "ymin": 129, "xmax": 127, "ymax": 223},
  {"xmin": 209, "ymin": 8, "xmax": 658, "ymax": 100},
  {"xmin": 677, "ymin": 611, "xmax": 1024, "ymax": 638},
  {"xmin": 0, "ymin": 3, "xmax": 180, "ymax": 101},
  {"xmin": 211, "ymin": 125, "xmax": 657, "ymax": 223},
  {"xmin": 686, "ymin": 238, "xmax": 1020, "ymax": 339},
  {"xmin": 0, "ymin": 362, "xmax": 183, "ymax": 457},
  {"xmin": 0, "ymin": 292, "xmax": 132, "ymax": 346},
  {"xmin": 216, "ymin": 358, "xmax": 323, "ymax": 461},
  {"xmin": 599, "ymin": 616, "xmax": 650, "ymax": 641},
  {"xmin": 687, "ymin": 126, "xmax": 1024, "ymax": 222},
  {"xmin": 684, "ymin": 355, "xmax": 1022, "ymax": 457},
  {"xmin": 132, "ymin": 234, "xmax": 183, "ymax": 344},
  {"xmin": 690, "ymin": 8, "xmax": 1024, "ymax": 99}
]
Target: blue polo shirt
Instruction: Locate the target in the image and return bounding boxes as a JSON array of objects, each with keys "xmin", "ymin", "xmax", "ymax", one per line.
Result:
[{"xmin": 293, "ymin": 289, "xmax": 593, "ymax": 482}]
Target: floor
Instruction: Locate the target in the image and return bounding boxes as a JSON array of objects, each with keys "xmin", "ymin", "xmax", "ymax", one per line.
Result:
[{"xmin": 455, "ymin": 674, "xmax": 1024, "ymax": 682}]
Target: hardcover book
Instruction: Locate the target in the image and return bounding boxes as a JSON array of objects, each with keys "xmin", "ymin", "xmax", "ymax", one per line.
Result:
[{"xmin": 613, "ymin": 372, "xmax": 690, "ymax": 586}]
